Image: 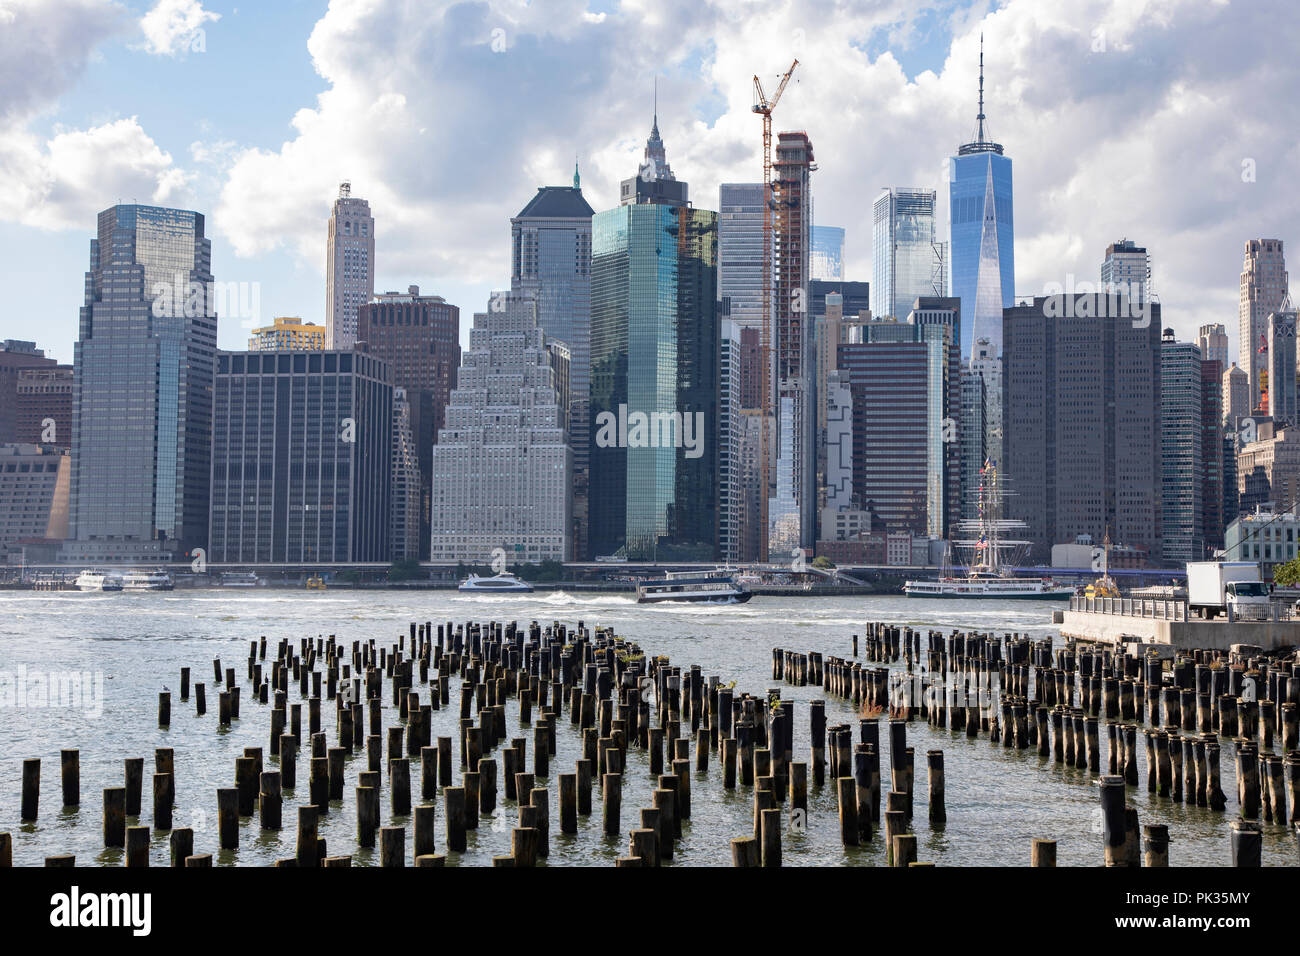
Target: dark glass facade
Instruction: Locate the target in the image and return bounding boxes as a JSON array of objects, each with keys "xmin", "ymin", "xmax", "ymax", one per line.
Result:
[{"xmin": 209, "ymin": 350, "xmax": 393, "ymax": 564}]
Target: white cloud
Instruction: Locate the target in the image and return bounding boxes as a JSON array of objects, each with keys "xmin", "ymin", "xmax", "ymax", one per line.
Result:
[
  {"xmin": 0, "ymin": 0, "xmax": 193, "ymax": 231},
  {"xmin": 139, "ymin": 0, "xmax": 219, "ymax": 57},
  {"xmin": 0, "ymin": 118, "xmax": 193, "ymax": 230}
]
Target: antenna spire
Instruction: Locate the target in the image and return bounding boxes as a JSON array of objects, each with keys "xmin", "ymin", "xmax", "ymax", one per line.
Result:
[
  {"xmin": 653, "ymin": 76, "xmax": 658, "ymax": 131},
  {"xmin": 976, "ymin": 33, "xmax": 987, "ymax": 143}
]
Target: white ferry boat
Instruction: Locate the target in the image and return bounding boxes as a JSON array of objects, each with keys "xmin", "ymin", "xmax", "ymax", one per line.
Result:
[
  {"xmin": 458, "ymin": 572, "xmax": 534, "ymax": 593},
  {"xmin": 903, "ymin": 573, "xmax": 1073, "ymax": 599},
  {"xmin": 75, "ymin": 569, "xmax": 123, "ymax": 592},
  {"xmin": 120, "ymin": 568, "xmax": 174, "ymax": 591},
  {"xmin": 904, "ymin": 459, "xmax": 1072, "ymax": 600},
  {"xmin": 636, "ymin": 569, "xmax": 753, "ymax": 604},
  {"xmin": 220, "ymin": 571, "xmax": 263, "ymax": 587}
]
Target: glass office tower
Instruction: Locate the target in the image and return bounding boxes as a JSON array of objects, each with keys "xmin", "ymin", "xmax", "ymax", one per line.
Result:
[
  {"xmin": 872, "ymin": 188, "xmax": 946, "ymax": 321},
  {"xmin": 948, "ymin": 43, "xmax": 1014, "ymax": 360},
  {"xmin": 590, "ymin": 200, "xmax": 719, "ymax": 561},
  {"xmin": 65, "ymin": 204, "xmax": 216, "ymax": 564}
]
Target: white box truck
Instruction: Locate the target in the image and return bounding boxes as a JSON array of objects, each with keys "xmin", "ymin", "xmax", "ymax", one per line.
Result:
[{"xmin": 1186, "ymin": 562, "xmax": 1270, "ymax": 619}]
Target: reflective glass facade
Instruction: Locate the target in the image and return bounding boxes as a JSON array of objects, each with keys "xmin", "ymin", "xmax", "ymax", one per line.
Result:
[
  {"xmin": 949, "ymin": 151, "xmax": 1014, "ymax": 359},
  {"xmin": 590, "ymin": 203, "xmax": 718, "ymax": 560},
  {"xmin": 68, "ymin": 205, "xmax": 215, "ymax": 562},
  {"xmin": 872, "ymin": 189, "xmax": 945, "ymax": 321}
]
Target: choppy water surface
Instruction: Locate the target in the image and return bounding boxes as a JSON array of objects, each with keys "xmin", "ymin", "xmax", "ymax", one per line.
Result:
[{"xmin": 1, "ymin": 590, "xmax": 1295, "ymax": 866}]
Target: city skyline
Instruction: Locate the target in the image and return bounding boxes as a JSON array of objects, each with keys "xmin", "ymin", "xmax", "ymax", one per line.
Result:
[{"xmin": 3, "ymin": 1, "xmax": 1297, "ymax": 364}]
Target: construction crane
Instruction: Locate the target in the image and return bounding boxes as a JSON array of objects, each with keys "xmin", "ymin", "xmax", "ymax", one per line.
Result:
[{"xmin": 752, "ymin": 59, "xmax": 798, "ymax": 563}]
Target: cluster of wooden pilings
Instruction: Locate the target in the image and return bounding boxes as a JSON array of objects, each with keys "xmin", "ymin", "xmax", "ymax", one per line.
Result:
[
  {"xmin": 6, "ymin": 617, "xmax": 1300, "ymax": 867},
  {"xmin": 773, "ymin": 626, "xmax": 1300, "ymax": 866}
]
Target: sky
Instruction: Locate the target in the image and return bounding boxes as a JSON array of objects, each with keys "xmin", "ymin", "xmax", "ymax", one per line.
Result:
[{"xmin": 1, "ymin": 0, "xmax": 1296, "ymax": 365}]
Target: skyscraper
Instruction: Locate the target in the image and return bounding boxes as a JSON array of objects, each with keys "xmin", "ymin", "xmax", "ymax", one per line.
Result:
[
  {"xmin": 772, "ymin": 131, "xmax": 816, "ymax": 552},
  {"xmin": 1161, "ymin": 330, "xmax": 1203, "ymax": 566},
  {"xmin": 718, "ymin": 319, "xmax": 743, "ymax": 563},
  {"xmin": 811, "ymin": 225, "xmax": 846, "ymax": 281},
  {"xmin": 948, "ymin": 38, "xmax": 1014, "ymax": 361},
  {"xmin": 590, "ymin": 121, "xmax": 718, "ymax": 560},
  {"xmin": 872, "ymin": 188, "xmax": 946, "ymax": 321},
  {"xmin": 718, "ymin": 183, "xmax": 769, "ymax": 334},
  {"xmin": 1002, "ymin": 294, "xmax": 1162, "ymax": 564},
  {"xmin": 0, "ymin": 341, "xmax": 56, "ymax": 445},
  {"xmin": 835, "ymin": 299, "xmax": 960, "ymax": 539},
  {"xmin": 1201, "ymin": 359, "xmax": 1224, "ymax": 553},
  {"xmin": 1197, "ymin": 323, "xmax": 1229, "ymax": 367},
  {"xmin": 391, "ymin": 387, "xmax": 421, "ymax": 562},
  {"xmin": 1267, "ymin": 309, "xmax": 1298, "ymax": 424},
  {"xmin": 1223, "ymin": 362, "xmax": 1250, "ymax": 426},
  {"xmin": 429, "ymin": 291, "xmax": 571, "ymax": 564},
  {"xmin": 357, "ymin": 285, "xmax": 460, "ymax": 558},
  {"xmin": 1239, "ymin": 239, "xmax": 1289, "ymax": 412},
  {"xmin": 209, "ymin": 349, "xmax": 393, "ymax": 564},
  {"xmin": 325, "ymin": 182, "xmax": 375, "ymax": 350},
  {"xmin": 1101, "ymin": 239, "xmax": 1150, "ymax": 301},
  {"xmin": 64, "ymin": 204, "xmax": 216, "ymax": 565},
  {"xmin": 511, "ymin": 179, "xmax": 593, "ymax": 558}
]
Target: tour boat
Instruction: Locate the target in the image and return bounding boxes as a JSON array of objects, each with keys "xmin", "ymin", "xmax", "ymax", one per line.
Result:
[
  {"xmin": 220, "ymin": 571, "xmax": 263, "ymax": 587},
  {"xmin": 120, "ymin": 568, "xmax": 174, "ymax": 591},
  {"xmin": 636, "ymin": 568, "xmax": 752, "ymax": 604},
  {"xmin": 75, "ymin": 569, "xmax": 123, "ymax": 592},
  {"xmin": 459, "ymin": 572, "xmax": 534, "ymax": 593}
]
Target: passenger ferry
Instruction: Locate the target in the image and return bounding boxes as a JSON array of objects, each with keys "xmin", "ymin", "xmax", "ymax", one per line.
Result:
[
  {"xmin": 903, "ymin": 573, "xmax": 1073, "ymax": 599},
  {"xmin": 459, "ymin": 572, "xmax": 534, "ymax": 593},
  {"xmin": 120, "ymin": 568, "xmax": 174, "ymax": 591},
  {"xmin": 219, "ymin": 571, "xmax": 263, "ymax": 587},
  {"xmin": 75, "ymin": 569, "xmax": 123, "ymax": 592},
  {"xmin": 636, "ymin": 569, "xmax": 752, "ymax": 604}
]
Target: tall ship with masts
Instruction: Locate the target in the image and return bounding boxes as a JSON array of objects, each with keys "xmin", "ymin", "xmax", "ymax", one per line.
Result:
[{"xmin": 904, "ymin": 459, "xmax": 1073, "ymax": 599}]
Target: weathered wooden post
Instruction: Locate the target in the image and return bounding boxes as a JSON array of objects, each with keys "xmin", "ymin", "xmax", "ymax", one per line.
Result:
[
  {"xmin": 1099, "ymin": 775, "xmax": 1127, "ymax": 867},
  {"xmin": 1143, "ymin": 824, "xmax": 1169, "ymax": 867},
  {"xmin": 1030, "ymin": 838, "xmax": 1056, "ymax": 866},
  {"xmin": 1230, "ymin": 819, "xmax": 1261, "ymax": 867}
]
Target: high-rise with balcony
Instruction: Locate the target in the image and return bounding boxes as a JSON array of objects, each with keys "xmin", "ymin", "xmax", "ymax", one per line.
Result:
[
  {"xmin": 873, "ymin": 188, "xmax": 946, "ymax": 321},
  {"xmin": 326, "ymin": 182, "xmax": 375, "ymax": 349},
  {"xmin": 62, "ymin": 204, "xmax": 216, "ymax": 565},
  {"xmin": 1239, "ymin": 239, "xmax": 1289, "ymax": 412},
  {"xmin": 511, "ymin": 178, "xmax": 593, "ymax": 558},
  {"xmin": 948, "ymin": 38, "xmax": 1014, "ymax": 361}
]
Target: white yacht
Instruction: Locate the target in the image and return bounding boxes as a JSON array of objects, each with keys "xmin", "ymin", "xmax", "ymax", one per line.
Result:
[
  {"xmin": 120, "ymin": 568, "xmax": 174, "ymax": 591},
  {"xmin": 904, "ymin": 460, "xmax": 1073, "ymax": 600},
  {"xmin": 75, "ymin": 569, "xmax": 123, "ymax": 592},
  {"xmin": 458, "ymin": 572, "xmax": 534, "ymax": 593},
  {"xmin": 636, "ymin": 569, "xmax": 753, "ymax": 604}
]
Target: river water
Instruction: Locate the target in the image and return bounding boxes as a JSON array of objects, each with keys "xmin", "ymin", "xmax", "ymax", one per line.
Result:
[{"xmin": 1, "ymin": 589, "xmax": 1295, "ymax": 866}]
